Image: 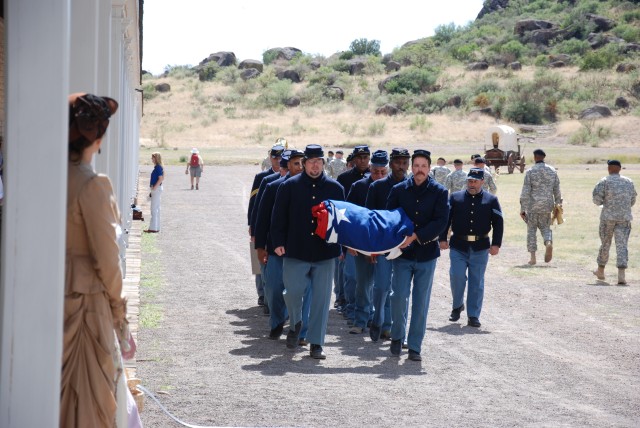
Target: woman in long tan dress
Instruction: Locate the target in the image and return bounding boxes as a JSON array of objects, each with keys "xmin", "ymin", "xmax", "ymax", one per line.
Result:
[{"xmin": 61, "ymin": 93, "xmax": 134, "ymax": 427}]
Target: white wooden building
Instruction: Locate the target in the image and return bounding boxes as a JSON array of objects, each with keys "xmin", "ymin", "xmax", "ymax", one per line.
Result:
[{"xmin": 0, "ymin": 1, "xmax": 143, "ymax": 426}]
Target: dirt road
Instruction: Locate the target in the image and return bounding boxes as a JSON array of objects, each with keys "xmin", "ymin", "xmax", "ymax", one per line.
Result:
[{"xmin": 137, "ymin": 165, "xmax": 639, "ymax": 427}]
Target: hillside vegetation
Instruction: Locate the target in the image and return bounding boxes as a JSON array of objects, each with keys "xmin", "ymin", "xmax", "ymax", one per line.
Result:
[{"xmin": 140, "ymin": 0, "xmax": 640, "ymax": 165}]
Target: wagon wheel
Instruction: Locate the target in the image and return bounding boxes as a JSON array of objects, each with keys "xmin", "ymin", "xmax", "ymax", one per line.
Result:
[
  {"xmin": 507, "ymin": 152, "xmax": 515, "ymax": 174},
  {"xmin": 519, "ymin": 155, "xmax": 526, "ymax": 173}
]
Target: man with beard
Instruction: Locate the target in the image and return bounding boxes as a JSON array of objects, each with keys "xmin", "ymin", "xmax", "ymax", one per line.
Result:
[
  {"xmin": 271, "ymin": 145, "xmax": 345, "ymax": 359},
  {"xmin": 386, "ymin": 149, "xmax": 449, "ymax": 361},
  {"xmin": 365, "ymin": 148, "xmax": 411, "ymax": 342},
  {"xmin": 440, "ymin": 168, "xmax": 503, "ymax": 328}
]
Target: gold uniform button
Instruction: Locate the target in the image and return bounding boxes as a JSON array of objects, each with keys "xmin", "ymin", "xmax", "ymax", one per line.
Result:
[
  {"xmin": 470, "ymin": 220, "xmax": 474, "ymax": 223},
  {"xmin": 312, "ymin": 196, "xmax": 316, "ymax": 199},
  {"xmin": 310, "ymin": 232, "xmax": 314, "ymax": 235},
  {"xmin": 313, "ymin": 184, "xmax": 316, "ymax": 187}
]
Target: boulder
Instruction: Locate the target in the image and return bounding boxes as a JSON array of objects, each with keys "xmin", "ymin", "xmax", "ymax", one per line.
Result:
[
  {"xmin": 284, "ymin": 96, "xmax": 300, "ymax": 107},
  {"xmin": 240, "ymin": 68, "xmax": 261, "ymax": 81},
  {"xmin": 548, "ymin": 54, "xmax": 571, "ymax": 63},
  {"xmin": 199, "ymin": 51, "xmax": 236, "ymax": 67},
  {"xmin": 238, "ymin": 59, "xmax": 263, "ymax": 72},
  {"xmin": 509, "ymin": 61, "xmax": 522, "ymax": 70},
  {"xmin": 276, "ymin": 69, "xmax": 301, "ymax": 83},
  {"xmin": 587, "ymin": 33, "xmax": 625, "ymax": 49},
  {"xmin": 324, "ymin": 86, "xmax": 344, "ymax": 101},
  {"xmin": 474, "ymin": 107, "xmax": 495, "ymax": 117},
  {"xmin": 309, "ymin": 61, "xmax": 322, "ymax": 70},
  {"xmin": 549, "ymin": 61, "xmax": 566, "ymax": 68},
  {"xmin": 349, "ymin": 60, "xmax": 366, "ymax": 76},
  {"xmin": 385, "ymin": 61, "xmax": 401, "ymax": 72},
  {"xmin": 616, "ymin": 63, "xmax": 637, "ymax": 73},
  {"xmin": 586, "ymin": 13, "xmax": 615, "ymax": 32},
  {"xmin": 625, "ymin": 43, "xmax": 640, "ymax": 53},
  {"xmin": 579, "ymin": 105, "xmax": 612, "ymax": 120},
  {"xmin": 264, "ymin": 47, "xmax": 302, "ymax": 62},
  {"xmin": 514, "ymin": 19, "xmax": 554, "ymax": 36},
  {"xmin": 382, "ymin": 53, "xmax": 394, "ymax": 65},
  {"xmin": 375, "ymin": 104, "xmax": 399, "ymax": 116},
  {"xmin": 155, "ymin": 83, "xmax": 171, "ymax": 93},
  {"xmin": 615, "ymin": 97, "xmax": 629, "ymax": 109},
  {"xmin": 467, "ymin": 61, "xmax": 489, "ymax": 71},
  {"xmin": 378, "ymin": 74, "xmax": 400, "ymax": 93},
  {"xmin": 447, "ymin": 95, "xmax": 462, "ymax": 108},
  {"xmin": 477, "ymin": 0, "xmax": 510, "ymax": 19},
  {"xmin": 524, "ymin": 29, "xmax": 563, "ymax": 46}
]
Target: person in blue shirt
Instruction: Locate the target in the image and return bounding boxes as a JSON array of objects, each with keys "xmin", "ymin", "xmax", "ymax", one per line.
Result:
[
  {"xmin": 248, "ymin": 142, "xmax": 284, "ymax": 307},
  {"xmin": 145, "ymin": 152, "xmax": 164, "ymax": 233},
  {"xmin": 336, "ymin": 145, "xmax": 370, "ymax": 324},
  {"xmin": 386, "ymin": 149, "xmax": 449, "ymax": 361},
  {"xmin": 365, "ymin": 147, "xmax": 411, "ymax": 342},
  {"xmin": 348, "ymin": 150, "xmax": 389, "ymax": 334},
  {"xmin": 271, "ymin": 144, "xmax": 345, "ymax": 359},
  {"xmin": 440, "ymin": 168, "xmax": 504, "ymax": 328}
]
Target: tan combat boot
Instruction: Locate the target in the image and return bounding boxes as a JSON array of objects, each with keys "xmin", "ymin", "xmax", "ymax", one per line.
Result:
[
  {"xmin": 544, "ymin": 240, "xmax": 553, "ymax": 263},
  {"xmin": 528, "ymin": 252, "xmax": 536, "ymax": 265},
  {"xmin": 593, "ymin": 265, "xmax": 605, "ymax": 280},
  {"xmin": 618, "ymin": 268, "xmax": 627, "ymax": 285}
]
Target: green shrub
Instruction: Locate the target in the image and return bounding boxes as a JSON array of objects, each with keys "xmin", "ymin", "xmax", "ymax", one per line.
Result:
[
  {"xmin": 307, "ymin": 66, "xmax": 340, "ymax": 86},
  {"xmin": 383, "ymin": 67, "xmax": 440, "ymax": 94},
  {"xmin": 142, "ymin": 82, "xmax": 158, "ymax": 101},
  {"xmin": 613, "ymin": 23, "xmax": 640, "ymax": 43},
  {"xmin": 349, "ymin": 38, "xmax": 381, "ymax": 56},
  {"xmin": 197, "ymin": 63, "xmax": 218, "ymax": 82},
  {"xmin": 366, "ymin": 121, "xmax": 386, "ymax": 136},
  {"xmin": 262, "ymin": 49, "xmax": 278, "ymax": 65},
  {"xmin": 504, "ymin": 100, "xmax": 543, "ymax": 124},
  {"xmin": 553, "ymin": 39, "xmax": 590, "ymax": 56},
  {"xmin": 218, "ymin": 67, "xmax": 240, "ymax": 85},
  {"xmin": 339, "ymin": 51, "xmax": 354, "ymax": 60},
  {"xmin": 409, "ymin": 115, "xmax": 433, "ymax": 133},
  {"xmin": 179, "ymin": 155, "xmax": 187, "ymax": 163},
  {"xmin": 338, "ymin": 122, "xmax": 358, "ymax": 136},
  {"xmin": 330, "ymin": 59, "xmax": 352, "ymax": 73},
  {"xmin": 164, "ymin": 65, "xmax": 195, "ymax": 79},
  {"xmin": 622, "ymin": 10, "xmax": 640, "ymax": 23},
  {"xmin": 433, "ymin": 23, "xmax": 461, "ymax": 45},
  {"xmin": 580, "ymin": 47, "xmax": 621, "ymax": 71},
  {"xmin": 449, "ymin": 42, "xmax": 480, "ymax": 62},
  {"xmin": 255, "ymin": 80, "xmax": 293, "ymax": 108},
  {"xmin": 500, "ymin": 40, "xmax": 527, "ymax": 59}
]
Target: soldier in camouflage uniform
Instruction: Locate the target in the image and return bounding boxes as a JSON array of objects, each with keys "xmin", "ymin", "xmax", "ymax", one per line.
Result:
[
  {"xmin": 592, "ymin": 160, "xmax": 637, "ymax": 285},
  {"xmin": 429, "ymin": 157, "xmax": 451, "ymax": 185},
  {"xmin": 444, "ymin": 159, "xmax": 467, "ymax": 193},
  {"xmin": 474, "ymin": 157, "xmax": 497, "ymax": 194},
  {"xmin": 519, "ymin": 149, "xmax": 561, "ymax": 265},
  {"xmin": 327, "ymin": 150, "xmax": 347, "ymax": 179}
]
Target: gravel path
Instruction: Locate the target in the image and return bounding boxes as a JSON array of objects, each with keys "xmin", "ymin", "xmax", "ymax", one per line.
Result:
[{"xmin": 137, "ymin": 165, "xmax": 640, "ymax": 428}]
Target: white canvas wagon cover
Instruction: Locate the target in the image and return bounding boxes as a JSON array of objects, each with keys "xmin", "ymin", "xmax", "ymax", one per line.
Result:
[{"xmin": 485, "ymin": 125, "xmax": 517, "ymax": 150}]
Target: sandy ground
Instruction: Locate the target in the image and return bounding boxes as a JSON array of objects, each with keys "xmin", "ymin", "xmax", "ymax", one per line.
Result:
[{"xmin": 136, "ymin": 165, "xmax": 640, "ymax": 428}]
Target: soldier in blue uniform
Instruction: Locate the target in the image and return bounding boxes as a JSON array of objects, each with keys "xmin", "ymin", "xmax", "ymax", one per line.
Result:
[
  {"xmin": 271, "ymin": 145, "xmax": 345, "ymax": 359},
  {"xmin": 386, "ymin": 149, "xmax": 449, "ymax": 361},
  {"xmin": 439, "ymin": 168, "xmax": 503, "ymax": 328},
  {"xmin": 365, "ymin": 148, "xmax": 411, "ymax": 342},
  {"xmin": 347, "ymin": 150, "xmax": 389, "ymax": 334},
  {"xmin": 336, "ymin": 145, "xmax": 371, "ymax": 324},
  {"xmin": 248, "ymin": 142, "xmax": 284, "ymax": 306},
  {"xmin": 254, "ymin": 150, "xmax": 307, "ymax": 340}
]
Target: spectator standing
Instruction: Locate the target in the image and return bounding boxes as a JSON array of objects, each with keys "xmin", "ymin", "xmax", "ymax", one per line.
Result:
[
  {"xmin": 592, "ymin": 160, "xmax": 637, "ymax": 285},
  {"xmin": 429, "ymin": 157, "xmax": 451, "ymax": 185},
  {"xmin": 146, "ymin": 152, "xmax": 164, "ymax": 233},
  {"xmin": 444, "ymin": 159, "xmax": 467, "ymax": 194},
  {"xmin": 185, "ymin": 147, "xmax": 204, "ymax": 190}
]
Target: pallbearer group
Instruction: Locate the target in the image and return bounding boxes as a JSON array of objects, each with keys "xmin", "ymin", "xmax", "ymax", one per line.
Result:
[{"xmin": 247, "ymin": 138, "xmax": 636, "ymax": 361}]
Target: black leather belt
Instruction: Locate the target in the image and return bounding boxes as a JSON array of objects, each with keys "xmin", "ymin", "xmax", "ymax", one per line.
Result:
[{"xmin": 454, "ymin": 234, "xmax": 489, "ymax": 242}]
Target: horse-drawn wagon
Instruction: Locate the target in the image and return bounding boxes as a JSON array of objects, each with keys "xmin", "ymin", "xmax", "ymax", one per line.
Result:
[{"xmin": 483, "ymin": 125, "xmax": 529, "ymax": 174}]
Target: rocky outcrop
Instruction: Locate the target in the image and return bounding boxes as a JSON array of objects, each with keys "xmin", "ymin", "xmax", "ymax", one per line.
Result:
[
  {"xmin": 514, "ymin": 19, "xmax": 554, "ymax": 36},
  {"xmin": 385, "ymin": 61, "xmax": 401, "ymax": 72},
  {"xmin": 468, "ymin": 61, "xmax": 489, "ymax": 71},
  {"xmin": 309, "ymin": 61, "xmax": 322, "ymax": 70},
  {"xmin": 324, "ymin": 86, "xmax": 344, "ymax": 101},
  {"xmin": 447, "ymin": 95, "xmax": 462, "ymax": 108},
  {"xmin": 155, "ymin": 83, "xmax": 170, "ymax": 93},
  {"xmin": 240, "ymin": 69, "xmax": 261, "ymax": 81},
  {"xmin": 614, "ymin": 97, "xmax": 629, "ymax": 109},
  {"xmin": 524, "ymin": 28, "xmax": 565, "ymax": 46},
  {"xmin": 238, "ymin": 60, "xmax": 263, "ymax": 72},
  {"xmin": 549, "ymin": 61, "xmax": 566, "ymax": 68},
  {"xmin": 586, "ymin": 14, "xmax": 615, "ymax": 32},
  {"xmin": 375, "ymin": 104, "xmax": 399, "ymax": 116},
  {"xmin": 579, "ymin": 105, "xmax": 612, "ymax": 120},
  {"xmin": 348, "ymin": 60, "xmax": 366, "ymax": 76},
  {"xmin": 616, "ymin": 63, "xmax": 637, "ymax": 73},
  {"xmin": 199, "ymin": 51, "xmax": 236, "ymax": 67},
  {"xmin": 284, "ymin": 96, "xmax": 300, "ymax": 107},
  {"xmin": 378, "ymin": 74, "xmax": 400, "ymax": 93},
  {"xmin": 587, "ymin": 33, "xmax": 625, "ymax": 49},
  {"xmin": 276, "ymin": 69, "xmax": 301, "ymax": 83},
  {"xmin": 509, "ymin": 61, "xmax": 522, "ymax": 71},
  {"xmin": 477, "ymin": 0, "xmax": 510, "ymax": 19},
  {"xmin": 264, "ymin": 47, "xmax": 302, "ymax": 62}
]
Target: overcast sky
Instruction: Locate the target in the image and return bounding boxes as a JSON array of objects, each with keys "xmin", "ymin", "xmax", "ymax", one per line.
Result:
[{"xmin": 142, "ymin": 0, "xmax": 484, "ymax": 75}]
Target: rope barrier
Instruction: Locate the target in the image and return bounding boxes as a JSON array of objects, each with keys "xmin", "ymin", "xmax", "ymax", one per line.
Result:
[{"xmin": 136, "ymin": 385, "xmax": 220, "ymax": 428}]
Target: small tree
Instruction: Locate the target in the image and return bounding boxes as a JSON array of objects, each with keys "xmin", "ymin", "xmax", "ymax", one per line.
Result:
[{"xmin": 349, "ymin": 38, "xmax": 381, "ymax": 56}]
